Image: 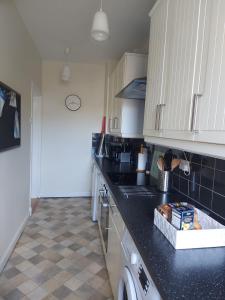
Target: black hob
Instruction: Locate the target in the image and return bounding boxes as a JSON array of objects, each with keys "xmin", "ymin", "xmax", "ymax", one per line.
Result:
[{"xmin": 107, "ymin": 172, "xmax": 150, "ymax": 186}]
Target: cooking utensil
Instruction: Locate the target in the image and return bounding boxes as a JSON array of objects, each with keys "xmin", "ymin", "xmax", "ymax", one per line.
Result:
[
  {"xmin": 163, "ymin": 150, "xmax": 173, "ymax": 171},
  {"xmin": 171, "ymin": 159, "xmax": 181, "ymax": 171},
  {"xmin": 157, "ymin": 156, "xmax": 165, "ymax": 171}
]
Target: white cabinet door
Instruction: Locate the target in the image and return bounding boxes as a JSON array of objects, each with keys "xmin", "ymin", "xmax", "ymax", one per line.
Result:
[
  {"xmin": 109, "ymin": 53, "xmax": 147, "ymax": 137},
  {"xmin": 143, "ymin": 0, "xmax": 169, "ymax": 137},
  {"xmin": 162, "ymin": 0, "xmax": 205, "ymax": 138},
  {"xmin": 195, "ymin": 0, "xmax": 225, "ymax": 144},
  {"xmin": 115, "ymin": 55, "xmax": 125, "ymax": 95},
  {"xmin": 107, "ymin": 71, "xmax": 116, "ymax": 133},
  {"xmin": 106, "ymin": 209, "xmax": 122, "ymax": 299},
  {"xmin": 124, "ymin": 53, "xmax": 148, "ymax": 87},
  {"xmin": 109, "ymin": 197, "xmax": 125, "ymax": 238},
  {"xmin": 111, "ymin": 68, "xmax": 122, "ymax": 134}
]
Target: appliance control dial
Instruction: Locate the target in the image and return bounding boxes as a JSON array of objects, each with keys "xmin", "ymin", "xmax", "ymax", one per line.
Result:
[{"xmin": 131, "ymin": 252, "xmax": 138, "ymax": 265}]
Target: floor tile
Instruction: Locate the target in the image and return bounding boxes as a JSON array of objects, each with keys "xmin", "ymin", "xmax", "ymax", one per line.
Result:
[
  {"xmin": 53, "ymin": 270, "xmax": 73, "ymax": 284},
  {"xmin": 16, "ymin": 261, "xmax": 34, "ymax": 272},
  {"xmin": 10, "ymin": 255, "xmax": 26, "ymax": 266},
  {"xmin": 75, "ymin": 283, "xmax": 97, "ymax": 300},
  {"xmin": 17, "ymin": 280, "xmax": 38, "ymax": 295},
  {"xmin": 64, "ymin": 276, "xmax": 83, "ymax": 292},
  {"xmin": 4, "ymin": 288, "xmax": 25, "ymax": 300},
  {"xmin": 0, "ymin": 198, "xmax": 113, "ymax": 300},
  {"xmin": 89, "ymin": 274, "xmax": 106, "ymax": 289},
  {"xmin": 41, "ymin": 278, "xmax": 60, "ymax": 294},
  {"xmin": 23, "ymin": 266, "xmax": 41, "ymax": 279},
  {"xmin": 52, "ymin": 286, "xmax": 71, "ymax": 299},
  {"xmin": 27, "ymin": 286, "xmax": 48, "ymax": 300},
  {"xmin": 4, "ymin": 267, "xmax": 20, "ymax": 279},
  {"xmin": 85, "ymin": 262, "xmax": 103, "ymax": 274}
]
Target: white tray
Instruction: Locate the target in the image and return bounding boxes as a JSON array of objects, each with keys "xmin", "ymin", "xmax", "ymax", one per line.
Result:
[{"xmin": 154, "ymin": 207, "xmax": 225, "ymax": 249}]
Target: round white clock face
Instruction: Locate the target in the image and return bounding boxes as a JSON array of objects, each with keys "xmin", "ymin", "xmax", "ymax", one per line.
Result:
[{"xmin": 65, "ymin": 95, "xmax": 81, "ymax": 111}]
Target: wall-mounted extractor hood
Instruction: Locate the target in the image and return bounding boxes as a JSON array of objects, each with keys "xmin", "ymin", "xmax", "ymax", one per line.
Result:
[{"xmin": 115, "ymin": 77, "xmax": 147, "ymax": 100}]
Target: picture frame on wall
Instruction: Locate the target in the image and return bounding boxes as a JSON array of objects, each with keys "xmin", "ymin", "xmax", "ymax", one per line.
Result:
[{"xmin": 0, "ymin": 81, "xmax": 21, "ymax": 151}]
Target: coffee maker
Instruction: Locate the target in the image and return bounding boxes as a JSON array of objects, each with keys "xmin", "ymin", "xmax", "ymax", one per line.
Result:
[{"xmin": 107, "ymin": 142, "xmax": 131, "ymax": 163}]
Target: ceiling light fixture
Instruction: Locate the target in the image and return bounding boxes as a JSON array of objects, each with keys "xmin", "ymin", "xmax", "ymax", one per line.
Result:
[
  {"xmin": 91, "ymin": 0, "xmax": 110, "ymax": 41},
  {"xmin": 61, "ymin": 48, "xmax": 71, "ymax": 82}
]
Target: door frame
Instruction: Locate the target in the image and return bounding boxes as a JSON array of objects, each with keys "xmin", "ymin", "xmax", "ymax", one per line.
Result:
[{"xmin": 30, "ymin": 81, "xmax": 42, "ymax": 215}]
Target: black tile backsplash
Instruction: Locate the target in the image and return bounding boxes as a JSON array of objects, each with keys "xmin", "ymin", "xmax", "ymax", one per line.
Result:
[
  {"xmin": 180, "ymin": 177, "xmax": 189, "ymax": 195},
  {"xmin": 189, "ymin": 182, "xmax": 200, "ymax": 202},
  {"xmin": 202, "ymin": 156, "xmax": 216, "ymax": 169},
  {"xmin": 92, "ymin": 133, "xmax": 145, "ymax": 165},
  {"xmin": 199, "ymin": 186, "xmax": 212, "ymax": 209},
  {"xmin": 200, "ymin": 166, "xmax": 214, "ymax": 189},
  {"xmin": 215, "ymin": 158, "xmax": 225, "ymax": 172},
  {"xmin": 214, "ymin": 170, "xmax": 225, "ymax": 196},
  {"xmin": 187, "ymin": 168, "xmax": 201, "ymax": 184},
  {"xmin": 191, "ymin": 153, "xmax": 202, "ymax": 165},
  {"xmin": 172, "ymin": 174, "xmax": 180, "ymax": 190},
  {"xmin": 148, "ymin": 143, "xmax": 225, "ymax": 220},
  {"xmin": 212, "ymin": 192, "xmax": 225, "ymax": 218}
]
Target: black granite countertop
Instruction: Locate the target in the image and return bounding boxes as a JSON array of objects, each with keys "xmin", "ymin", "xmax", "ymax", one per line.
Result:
[{"xmin": 94, "ymin": 156, "xmax": 225, "ymax": 300}]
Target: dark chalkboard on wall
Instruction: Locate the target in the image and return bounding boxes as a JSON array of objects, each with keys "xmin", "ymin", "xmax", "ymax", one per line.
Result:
[{"xmin": 0, "ymin": 82, "xmax": 21, "ymax": 151}]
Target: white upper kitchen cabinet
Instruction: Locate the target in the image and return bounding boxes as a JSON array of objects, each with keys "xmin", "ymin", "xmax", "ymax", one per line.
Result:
[
  {"xmin": 161, "ymin": 0, "xmax": 209, "ymax": 140},
  {"xmin": 144, "ymin": 0, "xmax": 211, "ymax": 142},
  {"xmin": 143, "ymin": 0, "xmax": 169, "ymax": 137},
  {"xmin": 110, "ymin": 67, "xmax": 122, "ymax": 134},
  {"xmin": 107, "ymin": 53, "xmax": 147, "ymax": 138},
  {"xmin": 194, "ymin": 0, "xmax": 225, "ymax": 145},
  {"xmin": 116, "ymin": 53, "xmax": 148, "ymax": 95}
]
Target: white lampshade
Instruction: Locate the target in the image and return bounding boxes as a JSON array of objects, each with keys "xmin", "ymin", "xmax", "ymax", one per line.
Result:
[
  {"xmin": 91, "ymin": 9, "xmax": 109, "ymax": 41},
  {"xmin": 61, "ymin": 64, "xmax": 71, "ymax": 82}
]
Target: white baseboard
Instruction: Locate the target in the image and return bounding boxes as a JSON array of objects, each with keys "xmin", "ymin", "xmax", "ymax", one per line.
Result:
[
  {"xmin": 39, "ymin": 192, "xmax": 91, "ymax": 198},
  {"xmin": 0, "ymin": 214, "xmax": 29, "ymax": 273}
]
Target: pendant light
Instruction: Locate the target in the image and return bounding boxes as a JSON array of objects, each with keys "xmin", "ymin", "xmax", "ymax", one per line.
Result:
[
  {"xmin": 61, "ymin": 48, "xmax": 71, "ymax": 82},
  {"xmin": 91, "ymin": 0, "xmax": 110, "ymax": 41}
]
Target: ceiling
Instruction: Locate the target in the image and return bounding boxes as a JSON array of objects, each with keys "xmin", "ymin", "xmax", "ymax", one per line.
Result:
[{"xmin": 14, "ymin": 0, "xmax": 156, "ymax": 63}]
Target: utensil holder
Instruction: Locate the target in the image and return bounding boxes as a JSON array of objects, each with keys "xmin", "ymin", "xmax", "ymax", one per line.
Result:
[{"xmin": 157, "ymin": 170, "xmax": 170, "ymax": 192}]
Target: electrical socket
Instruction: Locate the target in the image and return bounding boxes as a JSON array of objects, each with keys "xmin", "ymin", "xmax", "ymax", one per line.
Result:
[{"xmin": 179, "ymin": 159, "xmax": 190, "ymax": 174}]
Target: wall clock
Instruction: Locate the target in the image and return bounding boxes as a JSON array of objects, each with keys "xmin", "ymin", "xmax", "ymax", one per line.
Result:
[{"xmin": 65, "ymin": 94, "xmax": 81, "ymax": 111}]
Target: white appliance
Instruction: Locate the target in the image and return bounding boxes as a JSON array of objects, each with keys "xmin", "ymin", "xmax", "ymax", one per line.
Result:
[
  {"xmin": 118, "ymin": 229, "xmax": 161, "ymax": 300},
  {"xmin": 97, "ymin": 183, "xmax": 110, "ymax": 255}
]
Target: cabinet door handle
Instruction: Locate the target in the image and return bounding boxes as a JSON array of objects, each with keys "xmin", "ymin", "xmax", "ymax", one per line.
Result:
[
  {"xmin": 155, "ymin": 105, "xmax": 160, "ymax": 130},
  {"xmin": 108, "ymin": 118, "xmax": 112, "ymax": 130},
  {"xmin": 190, "ymin": 94, "xmax": 202, "ymax": 132},
  {"xmin": 158, "ymin": 104, "xmax": 165, "ymax": 130},
  {"xmin": 114, "ymin": 117, "xmax": 119, "ymax": 129},
  {"xmin": 112, "ymin": 117, "xmax": 116, "ymax": 129},
  {"xmin": 155, "ymin": 104, "xmax": 165, "ymax": 130},
  {"xmin": 114, "ymin": 117, "xmax": 117, "ymax": 129}
]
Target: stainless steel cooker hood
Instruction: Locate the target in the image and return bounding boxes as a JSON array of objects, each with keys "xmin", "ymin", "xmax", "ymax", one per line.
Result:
[{"xmin": 115, "ymin": 77, "xmax": 147, "ymax": 100}]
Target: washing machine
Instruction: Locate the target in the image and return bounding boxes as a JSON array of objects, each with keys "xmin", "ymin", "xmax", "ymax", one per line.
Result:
[{"xmin": 118, "ymin": 229, "xmax": 161, "ymax": 300}]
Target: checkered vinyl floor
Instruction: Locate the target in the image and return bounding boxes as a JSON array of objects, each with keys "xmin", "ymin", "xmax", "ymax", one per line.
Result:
[{"xmin": 0, "ymin": 198, "xmax": 113, "ymax": 300}]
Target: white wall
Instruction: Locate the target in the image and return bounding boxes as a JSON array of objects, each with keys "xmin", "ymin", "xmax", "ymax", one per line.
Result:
[
  {"xmin": 41, "ymin": 61, "xmax": 105, "ymax": 197},
  {"xmin": 30, "ymin": 90, "xmax": 42, "ymax": 198},
  {"xmin": 0, "ymin": 0, "xmax": 41, "ymax": 270}
]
